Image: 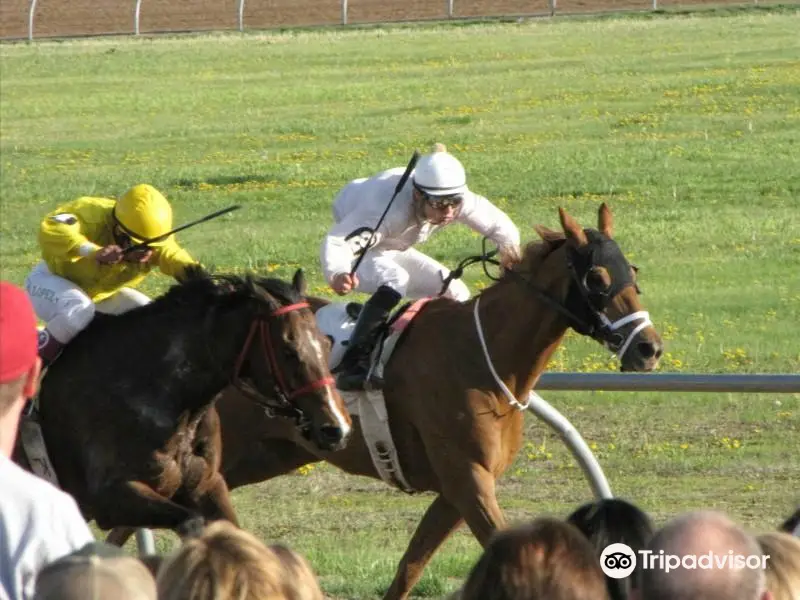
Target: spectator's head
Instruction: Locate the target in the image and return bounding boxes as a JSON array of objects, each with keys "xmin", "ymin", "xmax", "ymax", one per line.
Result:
[
  {"xmin": 269, "ymin": 544, "xmax": 324, "ymax": 600},
  {"xmin": 0, "ymin": 281, "xmax": 40, "ymax": 456},
  {"xmin": 567, "ymin": 498, "xmax": 654, "ymax": 600},
  {"xmin": 779, "ymin": 507, "xmax": 800, "ymax": 538},
  {"xmin": 638, "ymin": 511, "xmax": 770, "ymax": 600},
  {"xmin": 157, "ymin": 520, "xmax": 304, "ymax": 600},
  {"xmin": 459, "ymin": 517, "xmax": 610, "ymax": 600},
  {"xmin": 35, "ymin": 541, "xmax": 156, "ymax": 600},
  {"xmin": 757, "ymin": 531, "xmax": 800, "ymax": 600}
]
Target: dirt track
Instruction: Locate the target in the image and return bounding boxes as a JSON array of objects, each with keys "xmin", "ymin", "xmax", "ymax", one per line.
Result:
[{"xmin": 2, "ymin": 0, "xmax": 750, "ymax": 41}]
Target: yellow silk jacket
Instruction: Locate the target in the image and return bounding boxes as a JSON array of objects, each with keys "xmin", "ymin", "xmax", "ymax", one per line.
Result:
[{"xmin": 39, "ymin": 196, "xmax": 198, "ymax": 302}]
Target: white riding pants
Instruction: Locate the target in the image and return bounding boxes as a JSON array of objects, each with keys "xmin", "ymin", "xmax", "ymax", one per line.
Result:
[
  {"xmin": 354, "ymin": 247, "xmax": 469, "ymax": 301},
  {"xmin": 25, "ymin": 261, "xmax": 151, "ymax": 343}
]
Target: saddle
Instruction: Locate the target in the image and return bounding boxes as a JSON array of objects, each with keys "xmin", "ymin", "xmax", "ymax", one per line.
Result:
[
  {"xmin": 316, "ymin": 298, "xmax": 431, "ymax": 493},
  {"xmin": 317, "ymin": 299, "xmax": 427, "ymax": 374}
]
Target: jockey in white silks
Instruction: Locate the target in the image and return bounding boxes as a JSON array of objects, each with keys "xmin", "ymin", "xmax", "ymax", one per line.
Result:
[{"xmin": 320, "ymin": 143, "xmax": 521, "ymax": 391}]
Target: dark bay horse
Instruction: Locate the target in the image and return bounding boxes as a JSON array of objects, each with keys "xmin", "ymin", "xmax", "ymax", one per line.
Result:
[
  {"xmin": 209, "ymin": 204, "xmax": 663, "ymax": 598},
  {"xmin": 16, "ymin": 268, "xmax": 351, "ymax": 538}
]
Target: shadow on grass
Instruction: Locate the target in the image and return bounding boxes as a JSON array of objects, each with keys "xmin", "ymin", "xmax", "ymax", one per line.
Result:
[{"xmin": 174, "ymin": 174, "xmax": 278, "ymax": 189}]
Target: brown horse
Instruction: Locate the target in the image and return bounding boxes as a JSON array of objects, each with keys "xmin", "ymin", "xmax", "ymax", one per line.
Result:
[
  {"xmin": 115, "ymin": 204, "xmax": 663, "ymax": 595},
  {"xmin": 16, "ymin": 269, "xmax": 351, "ymax": 540}
]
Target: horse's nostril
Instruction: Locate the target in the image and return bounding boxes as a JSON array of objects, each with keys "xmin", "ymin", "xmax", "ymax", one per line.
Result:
[
  {"xmin": 638, "ymin": 342, "xmax": 657, "ymax": 359},
  {"xmin": 319, "ymin": 425, "xmax": 343, "ymax": 444}
]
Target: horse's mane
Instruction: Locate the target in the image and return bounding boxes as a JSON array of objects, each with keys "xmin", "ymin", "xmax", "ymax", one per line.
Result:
[
  {"xmin": 92, "ymin": 267, "xmax": 301, "ymax": 327},
  {"xmin": 496, "ymin": 234, "xmax": 568, "ymax": 285},
  {"xmin": 158, "ymin": 267, "xmax": 300, "ymax": 307}
]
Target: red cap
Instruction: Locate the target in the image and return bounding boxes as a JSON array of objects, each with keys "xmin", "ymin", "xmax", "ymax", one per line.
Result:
[{"xmin": 0, "ymin": 281, "xmax": 39, "ymax": 384}]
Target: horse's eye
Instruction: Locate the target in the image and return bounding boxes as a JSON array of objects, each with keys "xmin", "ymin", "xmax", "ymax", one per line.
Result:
[{"xmin": 585, "ymin": 267, "xmax": 611, "ymax": 294}]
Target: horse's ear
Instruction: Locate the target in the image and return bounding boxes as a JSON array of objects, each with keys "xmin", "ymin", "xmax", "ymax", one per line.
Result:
[
  {"xmin": 598, "ymin": 202, "xmax": 614, "ymax": 238},
  {"xmin": 534, "ymin": 224, "xmax": 563, "ymax": 244},
  {"xmin": 292, "ymin": 269, "xmax": 307, "ymax": 296},
  {"xmin": 558, "ymin": 207, "xmax": 588, "ymax": 246}
]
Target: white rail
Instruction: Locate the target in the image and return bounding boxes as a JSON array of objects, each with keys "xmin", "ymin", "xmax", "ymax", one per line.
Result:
[
  {"xmin": 537, "ymin": 373, "xmax": 800, "ymax": 393},
  {"xmin": 19, "ymin": 0, "xmax": 766, "ymax": 41},
  {"xmin": 526, "ymin": 373, "xmax": 799, "ymax": 504}
]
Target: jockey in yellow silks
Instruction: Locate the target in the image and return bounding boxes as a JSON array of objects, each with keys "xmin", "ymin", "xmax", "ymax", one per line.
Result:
[{"xmin": 25, "ymin": 183, "xmax": 199, "ymax": 366}]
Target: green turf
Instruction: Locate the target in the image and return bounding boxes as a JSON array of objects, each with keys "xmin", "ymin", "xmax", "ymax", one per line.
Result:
[{"xmin": 2, "ymin": 7, "xmax": 798, "ymax": 598}]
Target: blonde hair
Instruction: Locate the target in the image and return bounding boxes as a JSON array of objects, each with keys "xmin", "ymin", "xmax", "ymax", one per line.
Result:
[
  {"xmin": 459, "ymin": 518, "xmax": 609, "ymax": 600},
  {"xmin": 268, "ymin": 544, "xmax": 324, "ymax": 600},
  {"xmin": 157, "ymin": 521, "xmax": 284, "ymax": 600},
  {"xmin": 157, "ymin": 521, "xmax": 323, "ymax": 600},
  {"xmin": 757, "ymin": 532, "xmax": 800, "ymax": 600}
]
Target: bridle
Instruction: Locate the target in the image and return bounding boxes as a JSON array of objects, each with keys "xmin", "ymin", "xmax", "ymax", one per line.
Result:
[
  {"xmin": 562, "ymin": 231, "xmax": 652, "ymax": 360},
  {"xmin": 444, "ymin": 234, "xmax": 652, "ymax": 361},
  {"xmin": 230, "ymin": 301, "xmax": 335, "ymax": 425}
]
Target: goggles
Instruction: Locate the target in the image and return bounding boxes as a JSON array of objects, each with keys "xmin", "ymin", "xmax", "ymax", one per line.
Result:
[
  {"xmin": 112, "ymin": 224, "xmax": 135, "ymax": 249},
  {"xmin": 415, "ymin": 187, "xmax": 464, "ymax": 210}
]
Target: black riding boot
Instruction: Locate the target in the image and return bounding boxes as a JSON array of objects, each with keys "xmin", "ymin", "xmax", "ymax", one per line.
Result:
[{"xmin": 336, "ymin": 285, "xmax": 402, "ymax": 391}]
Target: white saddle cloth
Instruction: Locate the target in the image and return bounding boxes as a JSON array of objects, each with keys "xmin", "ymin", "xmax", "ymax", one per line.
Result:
[{"xmin": 315, "ymin": 302, "xmax": 416, "ymax": 492}]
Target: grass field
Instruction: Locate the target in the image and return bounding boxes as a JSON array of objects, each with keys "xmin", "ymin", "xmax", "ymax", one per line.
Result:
[{"xmin": 1, "ymin": 7, "xmax": 799, "ymax": 598}]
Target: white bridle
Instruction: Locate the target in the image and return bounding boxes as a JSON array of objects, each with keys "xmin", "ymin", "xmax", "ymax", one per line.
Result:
[{"xmin": 597, "ymin": 310, "xmax": 652, "ymax": 361}]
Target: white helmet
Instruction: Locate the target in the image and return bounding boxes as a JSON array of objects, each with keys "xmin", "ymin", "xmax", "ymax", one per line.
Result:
[{"xmin": 412, "ymin": 143, "xmax": 467, "ymax": 197}]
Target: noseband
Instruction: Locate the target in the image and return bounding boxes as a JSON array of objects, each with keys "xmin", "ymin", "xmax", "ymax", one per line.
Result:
[{"xmin": 231, "ymin": 301, "xmax": 335, "ymax": 423}]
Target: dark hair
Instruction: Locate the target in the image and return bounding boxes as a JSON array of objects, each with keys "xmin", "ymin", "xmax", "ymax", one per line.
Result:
[
  {"xmin": 459, "ymin": 518, "xmax": 609, "ymax": 600},
  {"xmin": 567, "ymin": 498, "xmax": 654, "ymax": 600},
  {"xmin": 779, "ymin": 507, "xmax": 800, "ymax": 536}
]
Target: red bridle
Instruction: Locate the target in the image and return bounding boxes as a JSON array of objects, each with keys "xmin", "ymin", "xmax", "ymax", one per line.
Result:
[{"xmin": 231, "ymin": 301, "xmax": 335, "ymax": 417}]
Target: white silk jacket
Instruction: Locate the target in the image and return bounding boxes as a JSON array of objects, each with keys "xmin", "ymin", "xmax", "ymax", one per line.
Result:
[{"xmin": 320, "ymin": 167, "xmax": 521, "ymax": 283}]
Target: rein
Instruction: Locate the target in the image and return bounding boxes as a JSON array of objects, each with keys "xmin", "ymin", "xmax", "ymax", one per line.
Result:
[
  {"xmin": 230, "ymin": 301, "xmax": 335, "ymax": 422},
  {"xmin": 441, "ymin": 239, "xmax": 598, "ymax": 333},
  {"xmin": 450, "ymin": 237, "xmax": 652, "ymax": 411},
  {"xmin": 448, "ymin": 237, "xmax": 651, "ymax": 358}
]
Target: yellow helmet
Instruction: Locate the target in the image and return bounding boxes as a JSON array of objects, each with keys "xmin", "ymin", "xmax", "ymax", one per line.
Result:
[{"xmin": 113, "ymin": 184, "xmax": 173, "ymax": 245}]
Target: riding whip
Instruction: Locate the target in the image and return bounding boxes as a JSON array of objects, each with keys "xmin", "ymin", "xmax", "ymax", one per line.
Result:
[
  {"xmin": 349, "ymin": 151, "xmax": 420, "ymax": 276},
  {"xmin": 123, "ymin": 205, "xmax": 241, "ymax": 254}
]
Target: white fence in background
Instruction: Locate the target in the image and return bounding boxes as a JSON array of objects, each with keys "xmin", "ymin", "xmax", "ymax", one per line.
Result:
[
  {"xmin": 19, "ymin": 0, "xmax": 771, "ymax": 41},
  {"xmin": 134, "ymin": 372, "xmax": 800, "ymax": 555}
]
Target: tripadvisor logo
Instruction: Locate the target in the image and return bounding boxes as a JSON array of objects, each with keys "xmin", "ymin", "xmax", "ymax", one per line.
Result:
[
  {"xmin": 600, "ymin": 543, "xmax": 637, "ymax": 579},
  {"xmin": 600, "ymin": 543, "xmax": 770, "ymax": 579}
]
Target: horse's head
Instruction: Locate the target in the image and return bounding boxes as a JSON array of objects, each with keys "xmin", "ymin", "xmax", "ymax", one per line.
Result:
[
  {"xmin": 231, "ymin": 270, "xmax": 351, "ymax": 451},
  {"xmin": 532, "ymin": 203, "xmax": 663, "ymax": 372}
]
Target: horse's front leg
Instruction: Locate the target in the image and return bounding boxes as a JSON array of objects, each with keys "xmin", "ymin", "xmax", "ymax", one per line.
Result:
[
  {"xmin": 93, "ymin": 480, "xmax": 200, "ymax": 532},
  {"xmin": 445, "ymin": 462, "xmax": 506, "ymax": 545},
  {"xmin": 383, "ymin": 494, "xmax": 464, "ymax": 600},
  {"xmin": 194, "ymin": 471, "xmax": 239, "ymax": 526}
]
